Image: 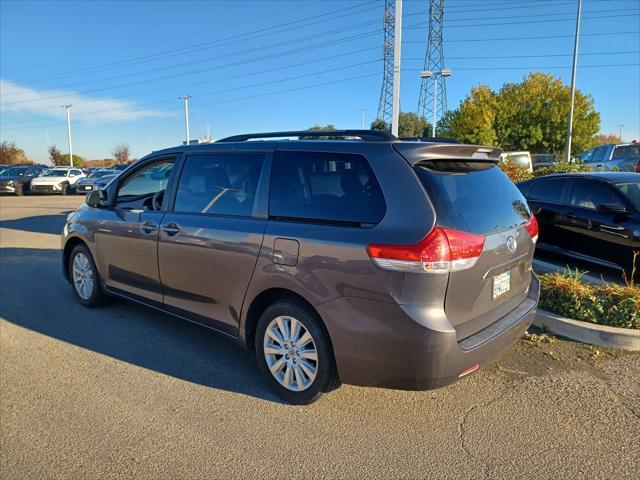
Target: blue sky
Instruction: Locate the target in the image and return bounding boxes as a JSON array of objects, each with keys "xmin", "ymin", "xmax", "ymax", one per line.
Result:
[{"xmin": 1, "ymin": 0, "xmax": 639, "ymax": 164}]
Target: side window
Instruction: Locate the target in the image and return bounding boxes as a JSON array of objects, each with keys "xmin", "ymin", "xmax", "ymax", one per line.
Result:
[
  {"xmin": 70, "ymin": 169, "xmax": 82, "ymax": 176},
  {"xmin": 569, "ymin": 179, "xmax": 621, "ymax": 210},
  {"xmin": 117, "ymin": 159, "xmax": 175, "ymax": 206},
  {"xmin": 173, "ymin": 153, "xmax": 264, "ymax": 217},
  {"xmin": 613, "ymin": 145, "xmax": 640, "ymax": 159},
  {"xmin": 530, "ymin": 179, "xmax": 567, "ymax": 204},
  {"xmin": 269, "ymin": 151, "xmax": 386, "ymax": 225},
  {"xmin": 591, "ymin": 147, "xmax": 607, "ymax": 163}
]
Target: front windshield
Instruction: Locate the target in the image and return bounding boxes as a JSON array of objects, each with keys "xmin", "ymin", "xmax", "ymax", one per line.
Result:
[
  {"xmin": 41, "ymin": 169, "xmax": 69, "ymax": 177},
  {"xmin": 0, "ymin": 167, "xmax": 28, "ymax": 177},
  {"xmin": 615, "ymin": 182, "xmax": 640, "ymax": 210}
]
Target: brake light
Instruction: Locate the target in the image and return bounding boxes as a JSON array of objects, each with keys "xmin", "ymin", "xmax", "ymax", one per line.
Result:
[
  {"xmin": 524, "ymin": 214, "xmax": 539, "ymax": 243},
  {"xmin": 367, "ymin": 227, "xmax": 485, "ymax": 273},
  {"xmin": 635, "ymin": 160, "xmax": 640, "ymax": 173}
]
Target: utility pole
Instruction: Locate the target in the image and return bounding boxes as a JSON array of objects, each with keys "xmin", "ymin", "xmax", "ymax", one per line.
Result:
[
  {"xmin": 359, "ymin": 108, "xmax": 366, "ymax": 129},
  {"xmin": 61, "ymin": 105, "xmax": 73, "ymax": 167},
  {"xmin": 391, "ymin": 0, "xmax": 402, "ymax": 137},
  {"xmin": 378, "ymin": 0, "xmax": 396, "ymax": 128},
  {"xmin": 178, "ymin": 95, "xmax": 191, "ymax": 144},
  {"xmin": 564, "ymin": 0, "xmax": 582, "ymax": 162},
  {"xmin": 418, "ymin": 0, "xmax": 447, "ymax": 122},
  {"xmin": 618, "ymin": 124, "xmax": 624, "ymax": 141}
]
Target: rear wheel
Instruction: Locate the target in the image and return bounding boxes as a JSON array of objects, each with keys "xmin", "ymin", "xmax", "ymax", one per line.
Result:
[
  {"xmin": 61, "ymin": 183, "xmax": 69, "ymax": 195},
  {"xmin": 14, "ymin": 183, "xmax": 25, "ymax": 196},
  {"xmin": 255, "ymin": 300, "xmax": 337, "ymax": 404},
  {"xmin": 69, "ymin": 244, "xmax": 106, "ymax": 307}
]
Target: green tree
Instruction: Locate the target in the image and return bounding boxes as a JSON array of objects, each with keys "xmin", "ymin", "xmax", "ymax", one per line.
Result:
[
  {"xmin": 370, "ymin": 113, "xmax": 432, "ymax": 137},
  {"xmin": 59, "ymin": 153, "xmax": 86, "ymax": 167},
  {"xmin": 447, "ymin": 85, "xmax": 498, "ymax": 145},
  {"xmin": 0, "ymin": 141, "xmax": 29, "ymax": 164},
  {"xmin": 494, "ymin": 73, "xmax": 599, "ymax": 156},
  {"xmin": 301, "ymin": 124, "xmax": 338, "ymax": 139}
]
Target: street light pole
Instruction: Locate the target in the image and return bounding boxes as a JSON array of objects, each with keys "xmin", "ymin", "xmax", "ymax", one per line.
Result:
[
  {"xmin": 359, "ymin": 108, "xmax": 366, "ymax": 129},
  {"xmin": 618, "ymin": 124, "xmax": 624, "ymax": 141},
  {"xmin": 61, "ymin": 104, "xmax": 73, "ymax": 167},
  {"xmin": 391, "ymin": 0, "xmax": 402, "ymax": 137},
  {"xmin": 178, "ymin": 95, "xmax": 191, "ymax": 144},
  {"xmin": 421, "ymin": 69, "xmax": 451, "ymax": 138},
  {"xmin": 564, "ymin": 0, "xmax": 582, "ymax": 162}
]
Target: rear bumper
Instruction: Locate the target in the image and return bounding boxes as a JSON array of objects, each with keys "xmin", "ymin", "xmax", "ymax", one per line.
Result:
[{"xmin": 317, "ymin": 275, "xmax": 539, "ymax": 390}]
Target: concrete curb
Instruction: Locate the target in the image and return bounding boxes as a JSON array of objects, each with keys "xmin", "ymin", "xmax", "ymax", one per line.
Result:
[{"xmin": 533, "ymin": 309, "xmax": 640, "ymax": 352}]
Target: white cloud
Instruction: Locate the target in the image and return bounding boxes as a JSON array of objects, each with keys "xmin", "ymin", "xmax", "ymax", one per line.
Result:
[{"xmin": 0, "ymin": 80, "xmax": 170, "ymax": 123}]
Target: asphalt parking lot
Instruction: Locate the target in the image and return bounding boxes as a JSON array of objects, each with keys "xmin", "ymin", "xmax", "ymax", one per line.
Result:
[{"xmin": 1, "ymin": 195, "xmax": 639, "ymax": 479}]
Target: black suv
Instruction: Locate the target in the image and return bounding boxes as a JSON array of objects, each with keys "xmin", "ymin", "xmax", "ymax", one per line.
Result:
[{"xmin": 62, "ymin": 130, "xmax": 539, "ymax": 404}]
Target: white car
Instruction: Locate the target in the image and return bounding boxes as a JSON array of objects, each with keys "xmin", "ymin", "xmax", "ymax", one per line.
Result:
[
  {"xmin": 30, "ymin": 167, "xmax": 86, "ymax": 195},
  {"xmin": 499, "ymin": 151, "xmax": 533, "ymax": 173}
]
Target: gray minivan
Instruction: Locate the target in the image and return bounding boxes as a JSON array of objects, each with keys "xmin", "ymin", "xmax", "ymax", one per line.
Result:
[{"xmin": 62, "ymin": 130, "xmax": 539, "ymax": 404}]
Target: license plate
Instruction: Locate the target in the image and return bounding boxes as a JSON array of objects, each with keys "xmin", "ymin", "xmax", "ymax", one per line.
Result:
[{"xmin": 492, "ymin": 271, "xmax": 511, "ymax": 300}]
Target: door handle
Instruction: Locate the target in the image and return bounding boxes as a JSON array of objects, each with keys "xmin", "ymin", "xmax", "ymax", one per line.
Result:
[
  {"xmin": 140, "ymin": 222, "xmax": 158, "ymax": 235},
  {"xmin": 162, "ymin": 223, "xmax": 180, "ymax": 236}
]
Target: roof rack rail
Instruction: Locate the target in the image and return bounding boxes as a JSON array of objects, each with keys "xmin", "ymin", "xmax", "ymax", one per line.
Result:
[{"xmin": 216, "ymin": 129, "xmax": 396, "ymax": 143}]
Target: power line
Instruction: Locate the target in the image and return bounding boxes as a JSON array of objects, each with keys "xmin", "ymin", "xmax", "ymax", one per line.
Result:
[
  {"xmin": 406, "ymin": 12, "xmax": 639, "ymax": 29},
  {"xmin": 404, "ymin": 51, "xmax": 640, "ymax": 60},
  {"xmin": 14, "ymin": 2, "xmax": 382, "ymax": 86},
  {"xmin": 403, "ymin": 30, "xmax": 640, "ymax": 44},
  {"xmin": 404, "ymin": 63, "xmax": 640, "ymax": 71}
]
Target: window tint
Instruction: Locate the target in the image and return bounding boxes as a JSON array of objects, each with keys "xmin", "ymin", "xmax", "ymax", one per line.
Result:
[
  {"xmin": 612, "ymin": 145, "xmax": 640, "ymax": 159},
  {"xmin": 118, "ymin": 160, "xmax": 174, "ymax": 200},
  {"xmin": 591, "ymin": 147, "xmax": 607, "ymax": 162},
  {"xmin": 615, "ymin": 182, "xmax": 640, "ymax": 210},
  {"xmin": 569, "ymin": 179, "xmax": 621, "ymax": 210},
  {"xmin": 270, "ymin": 151, "xmax": 385, "ymax": 225},
  {"xmin": 174, "ymin": 154, "xmax": 263, "ymax": 217},
  {"xmin": 415, "ymin": 165, "xmax": 531, "ymax": 234},
  {"xmin": 530, "ymin": 179, "xmax": 567, "ymax": 203}
]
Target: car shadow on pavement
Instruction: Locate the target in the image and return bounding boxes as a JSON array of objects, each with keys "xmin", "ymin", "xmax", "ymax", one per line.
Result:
[
  {"xmin": 0, "ymin": 247, "xmax": 282, "ymax": 403},
  {"xmin": 0, "ymin": 212, "xmax": 73, "ymax": 236}
]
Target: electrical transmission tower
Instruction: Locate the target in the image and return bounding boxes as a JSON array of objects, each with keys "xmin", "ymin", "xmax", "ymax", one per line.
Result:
[
  {"xmin": 417, "ymin": 0, "xmax": 447, "ymax": 125},
  {"xmin": 377, "ymin": 0, "xmax": 395, "ymax": 127}
]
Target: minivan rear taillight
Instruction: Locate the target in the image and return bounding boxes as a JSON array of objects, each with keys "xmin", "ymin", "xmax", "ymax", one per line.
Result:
[
  {"xmin": 367, "ymin": 227, "xmax": 485, "ymax": 273},
  {"xmin": 524, "ymin": 214, "xmax": 539, "ymax": 243}
]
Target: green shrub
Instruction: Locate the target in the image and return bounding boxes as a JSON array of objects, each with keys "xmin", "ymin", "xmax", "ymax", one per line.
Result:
[
  {"xmin": 534, "ymin": 162, "xmax": 591, "ymax": 178},
  {"xmin": 539, "ymin": 270, "xmax": 640, "ymax": 330},
  {"xmin": 498, "ymin": 159, "xmax": 533, "ymax": 183}
]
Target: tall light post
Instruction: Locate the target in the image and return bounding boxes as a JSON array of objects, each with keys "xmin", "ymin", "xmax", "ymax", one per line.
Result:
[
  {"xmin": 391, "ymin": 0, "xmax": 402, "ymax": 137},
  {"xmin": 564, "ymin": 0, "xmax": 582, "ymax": 162},
  {"xmin": 420, "ymin": 69, "xmax": 452, "ymax": 137},
  {"xmin": 178, "ymin": 95, "xmax": 191, "ymax": 144},
  {"xmin": 359, "ymin": 107, "xmax": 366, "ymax": 129},
  {"xmin": 61, "ymin": 105, "xmax": 73, "ymax": 166},
  {"xmin": 618, "ymin": 124, "xmax": 624, "ymax": 141}
]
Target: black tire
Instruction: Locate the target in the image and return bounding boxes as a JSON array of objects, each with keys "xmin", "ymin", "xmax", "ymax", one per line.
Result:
[
  {"xmin": 68, "ymin": 244, "xmax": 106, "ymax": 308},
  {"xmin": 255, "ymin": 300, "xmax": 337, "ymax": 404},
  {"xmin": 61, "ymin": 183, "xmax": 69, "ymax": 195},
  {"xmin": 14, "ymin": 183, "xmax": 25, "ymax": 196}
]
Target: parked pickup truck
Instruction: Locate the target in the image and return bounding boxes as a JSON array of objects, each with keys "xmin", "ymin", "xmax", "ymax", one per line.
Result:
[{"xmin": 577, "ymin": 141, "xmax": 640, "ymax": 172}]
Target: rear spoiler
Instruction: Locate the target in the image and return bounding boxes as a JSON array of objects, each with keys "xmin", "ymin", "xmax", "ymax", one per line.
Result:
[{"xmin": 393, "ymin": 143, "xmax": 503, "ymax": 165}]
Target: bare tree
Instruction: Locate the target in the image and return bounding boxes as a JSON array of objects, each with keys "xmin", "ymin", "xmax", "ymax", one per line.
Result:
[
  {"xmin": 112, "ymin": 143, "xmax": 130, "ymax": 165},
  {"xmin": 48, "ymin": 145, "xmax": 64, "ymax": 165}
]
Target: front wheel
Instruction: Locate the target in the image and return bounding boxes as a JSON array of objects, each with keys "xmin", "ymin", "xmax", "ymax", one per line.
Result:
[
  {"xmin": 255, "ymin": 300, "xmax": 338, "ymax": 404},
  {"xmin": 69, "ymin": 244, "xmax": 106, "ymax": 307}
]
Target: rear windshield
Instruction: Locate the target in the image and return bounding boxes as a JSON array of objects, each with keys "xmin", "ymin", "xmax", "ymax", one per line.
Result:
[
  {"xmin": 415, "ymin": 164, "xmax": 531, "ymax": 234},
  {"xmin": 612, "ymin": 145, "xmax": 640, "ymax": 159}
]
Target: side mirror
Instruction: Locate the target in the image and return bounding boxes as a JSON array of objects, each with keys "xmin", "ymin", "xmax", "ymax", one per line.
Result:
[
  {"xmin": 596, "ymin": 203, "xmax": 628, "ymax": 215},
  {"xmin": 86, "ymin": 189, "xmax": 108, "ymax": 208}
]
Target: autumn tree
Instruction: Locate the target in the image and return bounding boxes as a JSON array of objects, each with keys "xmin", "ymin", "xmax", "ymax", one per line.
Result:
[
  {"xmin": 594, "ymin": 133, "xmax": 622, "ymax": 145},
  {"xmin": 0, "ymin": 141, "xmax": 29, "ymax": 164},
  {"xmin": 48, "ymin": 145, "xmax": 65, "ymax": 165},
  {"xmin": 443, "ymin": 85, "xmax": 498, "ymax": 145},
  {"xmin": 112, "ymin": 143, "xmax": 131, "ymax": 164}
]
